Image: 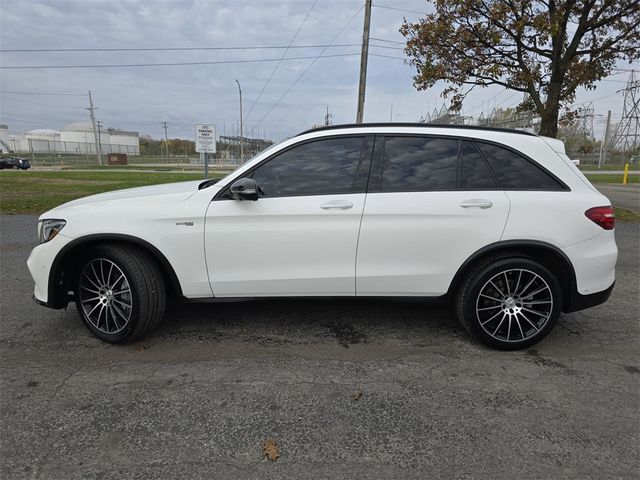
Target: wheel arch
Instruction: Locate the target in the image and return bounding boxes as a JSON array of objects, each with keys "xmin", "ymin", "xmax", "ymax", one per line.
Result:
[
  {"xmin": 47, "ymin": 233, "xmax": 182, "ymax": 309},
  {"xmin": 447, "ymin": 240, "xmax": 577, "ymax": 311}
]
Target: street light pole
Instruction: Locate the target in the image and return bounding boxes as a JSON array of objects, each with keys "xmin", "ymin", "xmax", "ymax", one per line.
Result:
[{"xmin": 235, "ymin": 80, "xmax": 244, "ymax": 163}]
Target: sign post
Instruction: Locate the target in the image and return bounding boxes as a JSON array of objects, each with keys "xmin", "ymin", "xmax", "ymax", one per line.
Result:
[{"xmin": 195, "ymin": 124, "xmax": 216, "ymax": 179}]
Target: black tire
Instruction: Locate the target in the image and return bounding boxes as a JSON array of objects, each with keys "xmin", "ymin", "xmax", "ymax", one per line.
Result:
[
  {"xmin": 75, "ymin": 243, "xmax": 166, "ymax": 343},
  {"xmin": 455, "ymin": 256, "xmax": 562, "ymax": 350}
]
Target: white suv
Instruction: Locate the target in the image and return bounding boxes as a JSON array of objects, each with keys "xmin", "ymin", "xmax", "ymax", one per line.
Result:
[{"xmin": 27, "ymin": 124, "xmax": 617, "ymax": 349}]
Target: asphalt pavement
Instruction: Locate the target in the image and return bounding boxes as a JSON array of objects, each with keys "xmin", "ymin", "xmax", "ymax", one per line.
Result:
[
  {"xmin": 597, "ymin": 183, "xmax": 640, "ymax": 211},
  {"xmin": 0, "ymin": 214, "xmax": 638, "ymax": 479}
]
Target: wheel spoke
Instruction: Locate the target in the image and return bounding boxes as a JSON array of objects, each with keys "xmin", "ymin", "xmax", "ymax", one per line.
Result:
[
  {"xmin": 112, "ymin": 289, "xmax": 131, "ymax": 296},
  {"xmin": 520, "ymin": 312, "xmax": 540, "ymax": 332},
  {"xmin": 489, "ymin": 280, "xmax": 506, "ymax": 298},
  {"xmin": 480, "ymin": 293, "xmax": 502, "ymax": 302},
  {"xmin": 80, "ymin": 285, "xmax": 100, "ymax": 294},
  {"xmin": 106, "ymin": 262, "xmax": 114, "ymax": 287},
  {"xmin": 86, "ymin": 301, "xmax": 101, "ymax": 319},
  {"xmin": 504, "ymin": 272, "xmax": 511, "ymax": 296},
  {"xmin": 112, "ymin": 303, "xmax": 129, "ymax": 323},
  {"xmin": 109, "ymin": 305, "xmax": 121, "ymax": 330},
  {"xmin": 90, "ymin": 263, "xmax": 102, "ymax": 287},
  {"xmin": 84, "ymin": 272, "xmax": 101, "ymax": 290},
  {"xmin": 113, "ymin": 298, "xmax": 131, "ymax": 309},
  {"xmin": 513, "ymin": 270, "xmax": 523, "ymax": 296},
  {"xmin": 81, "ymin": 296, "xmax": 100, "ymax": 303},
  {"xmin": 477, "ymin": 305, "xmax": 501, "ymax": 311},
  {"xmin": 521, "ymin": 306, "xmax": 549, "ymax": 318},
  {"xmin": 101, "ymin": 260, "xmax": 109, "ymax": 286},
  {"xmin": 515, "ymin": 273, "xmax": 537, "ymax": 297},
  {"xmin": 480, "ymin": 309, "xmax": 503, "ymax": 326},
  {"xmin": 492, "ymin": 313, "xmax": 507, "ymax": 336},
  {"xmin": 515, "ymin": 315, "xmax": 525, "ymax": 339},
  {"xmin": 523, "ymin": 285, "xmax": 549, "ymax": 299},
  {"xmin": 506, "ymin": 316, "xmax": 512, "ymax": 341}
]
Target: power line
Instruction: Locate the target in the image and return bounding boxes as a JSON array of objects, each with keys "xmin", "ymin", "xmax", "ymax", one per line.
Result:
[
  {"xmin": 0, "ymin": 43, "xmax": 360, "ymax": 53},
  {"xmin": 253, "ymin": 5, "xmax": 365, "ymax": 129},
  {"xmin": 1, "ymin": 96, "xmax": 86, "ymax": 109},
  {"xmin": 372, "ymin": 4, "xmax": 425, "ymax": 15},
  {"xmin": 370, "ymin": 37, "xmax": 405, "ymax": 45},
  {"xmin": 0, "ymin": 53, "xmax": 360, "ymax": 69},
  {"xmin": 0, "ymin": 90, "xmax": 87, "ymax": 96},
  {"xmin": 369, "ymin": 53, "xmax": 406, "ymax": 60},
  {"xmin": 245, "ymin": 0, "xmax": 319, "ymax": 124}
]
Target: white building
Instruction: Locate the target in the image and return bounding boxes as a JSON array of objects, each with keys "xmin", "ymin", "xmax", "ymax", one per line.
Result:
[
  {"xmin": 0, "ymin": 125, "xmax": 10, "ymax": 153},
  {"xmin": 7, "ymin": 121, "xmax": 140, "ymax": 155}
]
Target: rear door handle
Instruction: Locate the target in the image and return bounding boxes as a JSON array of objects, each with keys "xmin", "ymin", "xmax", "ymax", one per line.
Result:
[
  {"xmin": 320, "ymin": 200, "xmax": 354, "ymax": 210},
  {"xmin": 460, "ymin": 199, "xmax": 493, "ymax": 209}
]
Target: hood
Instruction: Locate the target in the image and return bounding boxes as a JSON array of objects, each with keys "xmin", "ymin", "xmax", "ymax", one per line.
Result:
[{"xmin": 41, "ymin": 180, "xmax": 206, "ymax": 218}]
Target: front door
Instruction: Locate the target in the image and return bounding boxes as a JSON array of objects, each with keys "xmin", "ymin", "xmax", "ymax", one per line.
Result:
[{"xmin": 205, "ymin": 135, "xmax": 373, "ymax": 297}]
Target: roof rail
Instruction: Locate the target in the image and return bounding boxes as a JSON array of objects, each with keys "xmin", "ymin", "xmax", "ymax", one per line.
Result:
[{"xmin": 298, "ymin": 122, "xmax": 538, "ymax": 137}]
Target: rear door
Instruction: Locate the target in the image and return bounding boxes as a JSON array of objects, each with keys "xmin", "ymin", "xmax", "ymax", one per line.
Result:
[{"xmin": 356, "ymin": 136, "xmax": 510, "ymax": 296}]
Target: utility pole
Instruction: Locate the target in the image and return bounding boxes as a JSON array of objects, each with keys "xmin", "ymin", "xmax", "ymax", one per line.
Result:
[
  {"xmin": 87, "ymin": 90, "xmax": 102, "ymax": 165},
  {"xmin": 598, "ymin": 110, "xmax": 612, "ymax": 168},
  {"xmin": 161, "ymin": 121, "xmax": 169, "ymax": 161},
  {"xmin": 235, "ymin": 80, "xmax": 244, "ymax": 163},
  {"xmin": 96, "ymin": 120, "xmax": 104, "ymax": 160},
  {"xmin": 356, "ymin": 0, "xmax": 372, "ymax": 124}
]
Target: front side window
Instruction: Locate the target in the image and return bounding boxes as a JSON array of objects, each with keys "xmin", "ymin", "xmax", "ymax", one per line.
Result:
[
  {"xmin": 250, "ymin": 137, "xmax": 369, "ymax": 197},
  {"xmin": 380, "ymin": 136, "xmax": 458, "ymax": 192},
  {"xmin": 476, "ymin": 142, "xmax": 565, "ymax": 190}
]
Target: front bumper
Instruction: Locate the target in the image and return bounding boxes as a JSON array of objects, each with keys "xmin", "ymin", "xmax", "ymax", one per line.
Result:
[{"xmin": 27, "ymin": 233, "xmax": 73, "ymax": 307}]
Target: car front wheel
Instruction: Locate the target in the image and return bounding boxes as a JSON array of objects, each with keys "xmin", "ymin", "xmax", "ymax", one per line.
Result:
[
  {"xmin": 455, "ymin": 256, "xmax": 562, "ymax": 350},
  {"xmin": 75, "ymin": 244, "xmax": 166, "ymax": 343}
]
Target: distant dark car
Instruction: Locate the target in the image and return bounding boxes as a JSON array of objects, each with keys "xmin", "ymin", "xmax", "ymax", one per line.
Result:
[{"xmin": 0, "ymin": 157, "xmax": 31, "ymax": 170}]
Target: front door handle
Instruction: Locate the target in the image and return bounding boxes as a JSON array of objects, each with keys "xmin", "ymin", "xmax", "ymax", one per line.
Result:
[
  {"xmin": 460, "ymin": 199, "xmax": 493, "ymax": 209},
  {"xmin": 320, "ymin": 200, "xmax": 354, "ymax": 210}
]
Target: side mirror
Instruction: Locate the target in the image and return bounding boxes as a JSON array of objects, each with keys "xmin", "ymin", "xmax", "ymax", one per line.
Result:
[{"xmin": 230, "ymin": 178, "xmax": 260, "ymax": 201}]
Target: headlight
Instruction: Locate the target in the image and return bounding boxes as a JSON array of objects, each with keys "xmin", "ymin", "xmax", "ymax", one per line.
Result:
[{"xmin": 38, "ymin": 219, "xmax": 66, "ymax": 243}]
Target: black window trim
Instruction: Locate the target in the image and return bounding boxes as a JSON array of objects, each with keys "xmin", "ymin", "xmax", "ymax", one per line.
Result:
[
  {"xmin": 472, "ymin": 139, "xmax": 570, "ymax": 192},
  {"xmin": 367, "ymin": 133, "xmax": 570, "ymax": 193},
  {"xmin": 213, "ymin": 133, "xmax": 375, "ymax": 201}
]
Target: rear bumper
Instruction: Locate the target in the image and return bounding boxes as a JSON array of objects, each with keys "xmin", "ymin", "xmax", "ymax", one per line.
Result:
[{"xmin": 564, "ymin": 281, "xmax": 615, "ymax": 313}]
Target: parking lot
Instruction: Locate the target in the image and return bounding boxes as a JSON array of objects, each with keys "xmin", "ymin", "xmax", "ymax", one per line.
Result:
[{"xmin": 0, "ymin": 214, "xmax": 638, "ymax": 479}]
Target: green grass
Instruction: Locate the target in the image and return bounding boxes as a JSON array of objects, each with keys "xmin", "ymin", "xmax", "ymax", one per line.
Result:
[
  {"xmin": 584, "ymin": 174, "xmax": 639, "ymax": 184},
  {"xmin": 0, "ymin": 171, "xmax": 215, "ymax": 215},
  {"xmin": 615, "ymin": 207, "xmax": 640, "ymax": 223},
  {"xmin": 580, "ymin": 164, "xmax": 640, "ymax": 171}
]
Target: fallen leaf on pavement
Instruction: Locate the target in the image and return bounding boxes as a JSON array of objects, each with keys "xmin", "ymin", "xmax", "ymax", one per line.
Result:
[
  {"xmin": 262, "ymin": 438, "xmax": 280, "ymax": 461},
  {"xmin": 352, "ymin": 391, "xmax": 363, "ymax": 401}
]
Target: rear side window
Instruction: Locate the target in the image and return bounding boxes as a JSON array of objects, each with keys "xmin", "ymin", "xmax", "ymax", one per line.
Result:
[
  {"xmin": 476, "ymin": 142, "xmax": 565, "ymax": 190},
  {"xmin": 459, "ymin": 141, "xmax": 497, "ymax": 189},
  {"xmin": 381, "ymin": 136, "xmax": 458, "ymax": 191}
]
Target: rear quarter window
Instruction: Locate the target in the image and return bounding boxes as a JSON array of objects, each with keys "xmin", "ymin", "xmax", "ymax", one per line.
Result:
[{"xmin": 476, "ymin": 142, "xmax": 566, "ymax": 191}]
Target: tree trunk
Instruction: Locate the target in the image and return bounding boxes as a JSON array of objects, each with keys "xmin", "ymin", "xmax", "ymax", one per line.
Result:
[
  {"xmin": 539, "ymin": 105, "xmax": 560, "ymax": 137},
  {"xmin": 538, "ymin": 74, "xmax": 563, "ymax": 138}
]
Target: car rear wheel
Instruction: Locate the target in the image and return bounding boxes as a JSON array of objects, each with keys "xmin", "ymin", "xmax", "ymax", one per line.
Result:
[
  {"xmin": 75, "ymin": 243, "xmax": 166, "ymax": 343},
  {"xmin": 455, "ymin": 256, "xmax": 562, "ymax": 350}
]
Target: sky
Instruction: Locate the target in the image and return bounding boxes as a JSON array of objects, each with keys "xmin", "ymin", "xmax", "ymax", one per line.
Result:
[{"xmin": 1, "ymin": 0, "xmax": 638, "ymax": 141}]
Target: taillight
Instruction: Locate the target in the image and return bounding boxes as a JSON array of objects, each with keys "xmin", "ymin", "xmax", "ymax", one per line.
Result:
[{"xmin": 585, "ymin": 206, "xmax": 615, "ymax": 230}]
